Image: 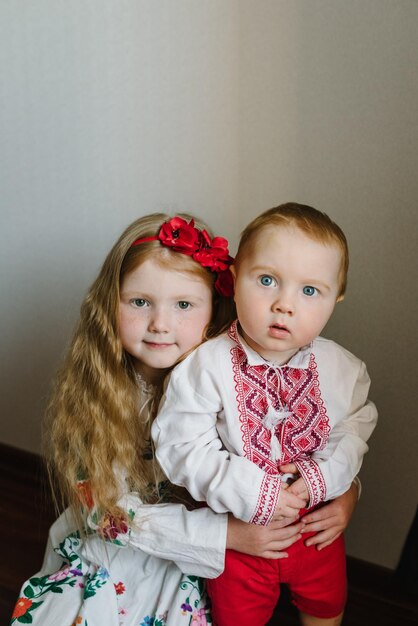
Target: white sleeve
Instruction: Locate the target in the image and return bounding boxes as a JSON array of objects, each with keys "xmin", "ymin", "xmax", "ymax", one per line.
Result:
[
  {"xmin": 41, "ymin": 501, "xmax": 227, "ymax": 580},
  {"xmin": 295, "ymin": 361, "xmax": 377, "ymax": 506},
  {"xmin": 116, "ymin": 494, "xmax": 227, "ymax": 578},
  {"xmin": 152, "ymin": 359, "xmax": 282, "ymax": 525}
]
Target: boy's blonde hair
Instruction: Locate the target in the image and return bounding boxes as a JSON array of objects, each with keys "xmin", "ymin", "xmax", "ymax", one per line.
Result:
[
  {"xmin": 235, "ymin": 202, "xmax": 349, "ymax": 298},
  {"xmin": 44, "ymin": 212, "xmax": 235, "ymax": 527}
]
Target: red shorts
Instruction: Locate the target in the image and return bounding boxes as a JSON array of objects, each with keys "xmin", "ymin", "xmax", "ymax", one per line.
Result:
[{"xmin": 206, "ymin": 533, "xmax": 346, "ymax": 626}]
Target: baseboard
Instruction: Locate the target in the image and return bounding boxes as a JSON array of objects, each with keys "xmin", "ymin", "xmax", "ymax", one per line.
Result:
[{"xmin": 0, "ymin": 441, "xmax": 46, "ymax": 482}]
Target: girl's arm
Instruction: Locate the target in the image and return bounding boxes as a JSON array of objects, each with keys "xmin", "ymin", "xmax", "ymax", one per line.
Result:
[
  {"xmin": 87, "ymin": 493, "xmax": 227, "ymax": 578},
  {"xmin": 300, "ymin": 479, "xmax": 359, "ymax": 550},
  {"xmin": 85, "ymin": 492, "xmax": 303, "ymax": 579}
]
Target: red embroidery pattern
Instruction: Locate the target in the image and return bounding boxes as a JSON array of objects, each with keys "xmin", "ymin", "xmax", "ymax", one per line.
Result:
[
  {"xmin": 229, "ymin": 323, "xmax": 330, "ymax": 477},
  {"xmin": 250, "ymin": 473, "xmax": 282, "ymax": 525},
  {"xmin": 295, "ymin": 458, "xmax": 327, "ymax": 506}
]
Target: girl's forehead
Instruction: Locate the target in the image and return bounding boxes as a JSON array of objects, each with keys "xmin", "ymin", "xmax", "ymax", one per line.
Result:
[{"xmin": 121, "ymin": 257, "xmax": 212, "ymax": 294}]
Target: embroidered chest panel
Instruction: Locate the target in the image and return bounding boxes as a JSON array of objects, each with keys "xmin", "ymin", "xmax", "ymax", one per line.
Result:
[{"xmin": 230, "ymin": 345, "xmax": 330, "ymax": 474}]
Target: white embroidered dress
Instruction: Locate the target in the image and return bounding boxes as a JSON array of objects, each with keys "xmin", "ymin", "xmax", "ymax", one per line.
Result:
[
  {"xmin": 11, "ymin": 377, "xmax": 227, "ymax": 626},
  {"xmin": 153, "ymin": 321, "xmax": 377, "ymax": 525}
]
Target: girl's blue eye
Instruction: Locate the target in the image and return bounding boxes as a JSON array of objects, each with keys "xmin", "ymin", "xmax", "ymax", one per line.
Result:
[
  {"xmin": 178, "ymin": 301, "xmax": 191, "ymax": 310},
  {"xmin": 132, "ymin": 298, "xmax": 148, "ymax": 308},
  {"xmin": 259, "ymin": 275, "xmax": 275, "ymax": 287},
  {"xmin": 303, "ymin": 286, "xmax": 317, "ymax": 297}
]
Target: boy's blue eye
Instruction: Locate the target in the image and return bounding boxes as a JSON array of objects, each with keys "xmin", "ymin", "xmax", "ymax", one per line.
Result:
[
  {"xmin": 303, "ymin": 286, "xmax": 317, "ymax": 297},
  {"xmin": 178, "ymin": 301, "xmax": 191, "ymax": 310},
  {"xmin": 132, "ymin": 298, "xmax": 148, "ymax": 307},
  {"xmin": 259, "ymin": 275, "xmax": 275, "ymax": 287}
]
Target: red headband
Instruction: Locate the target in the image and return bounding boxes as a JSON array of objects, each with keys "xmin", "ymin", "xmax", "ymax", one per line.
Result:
[{"xmin": 131, "ymin": 216, "xmax": 234, "ymax": 297}]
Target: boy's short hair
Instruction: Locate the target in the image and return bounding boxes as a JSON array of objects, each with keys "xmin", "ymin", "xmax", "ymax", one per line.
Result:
[{"xmin": 235, "ymin": 203, "xmax": 349, "ymax": 298}]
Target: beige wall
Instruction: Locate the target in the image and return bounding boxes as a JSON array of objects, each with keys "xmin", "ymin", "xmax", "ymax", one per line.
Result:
[
  {"xmin": 1, "ymin": 1, "xmax": 417, "ymax": 569},
  {"xmin": 237, "ymin": 0, "xmax": 418, "ymax": 570}
]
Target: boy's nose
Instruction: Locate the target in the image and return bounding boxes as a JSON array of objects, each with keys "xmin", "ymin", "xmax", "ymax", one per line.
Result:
[{"xmin": 271, "ymin": 294, "xmax": 294, "ymax": 316}]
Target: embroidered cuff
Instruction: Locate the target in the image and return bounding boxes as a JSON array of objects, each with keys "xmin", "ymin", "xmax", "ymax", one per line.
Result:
[
  {"xmin": 250, "ymin": 473, "xmax": 281, "ymax": 525},
  {"xmin": 295, "ymin": 459, "xmax": 326, "ymax": 507}
]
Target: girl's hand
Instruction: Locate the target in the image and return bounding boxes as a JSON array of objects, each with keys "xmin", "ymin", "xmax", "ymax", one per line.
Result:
[
  {"xmin": 226, "ymin": 514, "xmax": 303, "ymax": 559},
  {"xmin": 300, "ymin": 480, "xmax": 359, "ymax": 550}
]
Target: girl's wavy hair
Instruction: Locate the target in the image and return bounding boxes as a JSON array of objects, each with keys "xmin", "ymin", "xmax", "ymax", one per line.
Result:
[
  {"xmin": 235, "ymin": 202, "xmax": 349, "ymax": 298},
  {"xmin": 44, "ymin": 212, "xmax": 235, "ymax": 526}
]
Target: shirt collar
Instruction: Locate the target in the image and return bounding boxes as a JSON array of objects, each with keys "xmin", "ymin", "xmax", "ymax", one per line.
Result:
[{"xmin": 228, "ymin": 320, "xmax": 311, "ymax": 369}]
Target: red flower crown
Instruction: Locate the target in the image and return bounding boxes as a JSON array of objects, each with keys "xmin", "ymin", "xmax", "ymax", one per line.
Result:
[{"xmin": 131, "ymin": 217, "xmax": 234, "ymax": 297}]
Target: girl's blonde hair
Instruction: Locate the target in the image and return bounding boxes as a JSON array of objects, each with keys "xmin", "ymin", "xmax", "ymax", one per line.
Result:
[
  {"xmin": 44, "ymin": 212, "xmax": 235, "ymax": 526},
  {"xmin": 235, "ymin": 203, "xmax": 349, "ymax": 298}
]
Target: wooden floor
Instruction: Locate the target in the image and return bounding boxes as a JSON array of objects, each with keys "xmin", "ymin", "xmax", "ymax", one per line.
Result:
[{"xmin": 1, "ymin": 443, "xmax": 417, "ymax": 626}]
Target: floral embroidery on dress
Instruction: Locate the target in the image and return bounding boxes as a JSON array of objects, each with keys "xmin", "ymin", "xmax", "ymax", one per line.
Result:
[
  {"xmin": 71, "ymin": 617, "xmax": 88, "ymax": 626},
  {"xmin": 88, "ymin": 507, "xmax": 135, "ymax": 547},
  {"xmin": 179, "ymin": 576, "xmax": 212, "ymax": 625},
  {"xmin": 140, "ymin": 614, "xmax": 167, "ymax": 626},
  {"xmin": 12, "ymin": 471, "xmax": 214, "ymax": 625},
  {"xmin": 10, "ymin": 525, "xmax": 124, "ymax": 623},
  {"xmin": 10, "ymin": 533, "xmax": 88, "ymax": 623},
  {"xmin": 114, "ymin": 581, "xmax": 125, "ymax": 595},
  {"xmin": 77, "ymin": 480, "xmax": 95, "ymax": 510}
]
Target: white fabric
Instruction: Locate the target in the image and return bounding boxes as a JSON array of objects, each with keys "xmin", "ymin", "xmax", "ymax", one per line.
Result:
[
  {"xmin": 13, "ymin": 493, "xmax": 227, "ymax": 625},
  {"xmin": 152, "ymin": 323, "xmax": 377, "ymax": 524}
]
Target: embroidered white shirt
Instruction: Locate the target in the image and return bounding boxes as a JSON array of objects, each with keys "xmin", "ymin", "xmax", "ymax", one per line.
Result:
[{"xmin": 153, "ymin": 321, "xmax": 377, "ymax": 525}]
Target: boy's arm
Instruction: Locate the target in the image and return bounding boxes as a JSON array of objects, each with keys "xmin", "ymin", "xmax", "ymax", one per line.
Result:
[
  {"xmin": 293, "ymin": 361, "xmax": 377, "ymax": 507},
  {"xmin": 152, "ymin": 355, "xmax": 288, "ymax": 526}
]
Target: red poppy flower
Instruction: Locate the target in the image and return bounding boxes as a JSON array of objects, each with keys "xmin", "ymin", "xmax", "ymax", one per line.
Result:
[
  {"xmin": 198, "ymin": 229, "xmax": 212, "ymax": 248},
  {"xmin": 149, "ymin": 216, "xmax": 235, "ymax": 296},
  {"xmin": 158, "ymin": 217, "xmax": 200, "ymax": 255},
  {"xmin": 194, "ymin": 233, "xmax": 233, "ymax": 271},
  {"xmin": 214, "ymin": 269, "xmax": 234, "ymax": 297},
  {"xmin": 12, "ymin": 598, "xmax": 33, "ymax": 619}
]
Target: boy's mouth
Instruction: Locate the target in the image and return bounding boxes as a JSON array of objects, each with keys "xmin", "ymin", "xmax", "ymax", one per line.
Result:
[
  {"xmin": 272, "ymin": 323, "xmax": 289, "ymax": 331},
  {"xmin": 269, "ymin": 323, "xmax": 291, "ymax": 336}
]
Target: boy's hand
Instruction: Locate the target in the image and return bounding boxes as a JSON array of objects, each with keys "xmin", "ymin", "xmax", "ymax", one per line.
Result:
[
  {"xmin": 273, "ymin": 484, "xmax": 306, "ymax": 520},
  {"xmin": 279, "ymin": 463, "xmax": 309, "ymax": 504},
  {"xmin": 279, "ymin": 462, "xmax": 298, "ymax": 475},
  {"xmin": 286, "ymin": 476, "xmax": 309, "ymax": 503}
]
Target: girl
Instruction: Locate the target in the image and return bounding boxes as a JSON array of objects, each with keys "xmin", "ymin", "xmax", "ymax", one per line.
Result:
[{"xmin": 11, "ymin": 213, "xmax": 358, "ymax": 626}]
